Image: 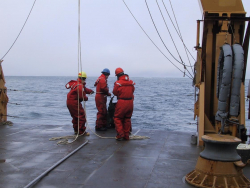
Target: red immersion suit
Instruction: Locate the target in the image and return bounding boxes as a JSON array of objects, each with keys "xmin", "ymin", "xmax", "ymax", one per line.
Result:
[
  {"xmin": 113, "ymin": 74, "xmax": 135, "ymax": 140},
  {"xmin": 66, "ymin": 78, "xmax": 93, "ymax": 134},
  {"xmin": 94, "ymin": 74, "xmax": 111, "ymax": 129}
]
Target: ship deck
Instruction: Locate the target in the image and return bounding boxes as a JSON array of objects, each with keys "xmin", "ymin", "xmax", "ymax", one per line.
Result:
[{"xmin": 1, "ymin": 123, "xmax": 250, "ymax": 188}]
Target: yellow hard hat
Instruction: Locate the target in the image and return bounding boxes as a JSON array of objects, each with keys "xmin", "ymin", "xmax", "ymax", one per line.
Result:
[{"xmin": 78, "ymin": 71, "xmax": 87, "ymax": 78}]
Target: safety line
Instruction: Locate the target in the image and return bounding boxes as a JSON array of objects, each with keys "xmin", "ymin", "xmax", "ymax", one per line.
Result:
[
  {"xmin": 55, "ymin": 0, "xmax": 85, "ymax": 145},
  {"xmin": 75, "ymin": 0, "xmax": 82, "ymax": 143},
  {"xmin": 1, "ymin": 0, "xmax": 37, "ymax": 60}
]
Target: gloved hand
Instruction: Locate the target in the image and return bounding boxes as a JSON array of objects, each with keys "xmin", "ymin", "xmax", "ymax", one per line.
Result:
[
  {"xmin": 84, "ymin": 96, "xmax": 88, "ymax": 101},
  {"xmin": 90, "ymin": 90, "xmax": 95, "ymax": 94},
  {"xmin": 107, "ymin": 93, "xmax": 111, "ymax": 96}
]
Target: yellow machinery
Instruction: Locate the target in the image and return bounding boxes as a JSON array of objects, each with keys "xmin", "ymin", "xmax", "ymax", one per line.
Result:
[
  {"xmin": 193, "ymin": 0, "xmax": 250, "ymax": 146},
  {"xmin": 186, "ymin": 0, "xmax": 250, "ymax": 187},
  {"xmin": 0, "ymin": 60, "xmax": 8, "ymax": 123}
]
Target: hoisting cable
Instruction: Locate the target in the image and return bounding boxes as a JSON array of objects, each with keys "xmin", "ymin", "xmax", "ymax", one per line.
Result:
[
  {"xmin": 145, "ymin": 0, "xmax": 193, "ymax": 79},
  {"xmin": 122, "ymin": 0, "xmax": 191, "ymax": 79},
  {"xmin": 167, "ymin": 0, "xmax": 195, "ymax": 62},
  {"xmin": 23, "ymin": 140, "xmax": 89, "ymax": 188},
  {"xmin": 145, "ymin": 0, "xmax": 180, "ymax": 65},
  {"xmin": 155, "ymin": 0, "xmax": 194, "ymax": 79},
  {"xmin": 0, "ymin": 0, "xmax": 37, "ymax": 60},
  {"xmin": 162, "ymin": 0, "xmax": 195, "ymax": 62},
  {"xmin": 156, "ymin": 0, "xmax": 193, "ymax": 69},
  {"xmin": 75, "ymin": 0, "xmax": 84, "ymax": 142},
  {"xmin": 50, "ymin": 0, "xmax": 87, "ymax": 145},
  {"xmin": 163, "ymin": 0, "xmax": 195, "ymax": 73},
  {"xmin": 155, "ymin": 0, "xmax": 184, "ymax": 65}
]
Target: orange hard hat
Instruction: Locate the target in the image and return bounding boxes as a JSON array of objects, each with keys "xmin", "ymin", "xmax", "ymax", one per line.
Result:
[{"xmin": 115, "ymin": 67, "xmax": 124, "ymax": 76}]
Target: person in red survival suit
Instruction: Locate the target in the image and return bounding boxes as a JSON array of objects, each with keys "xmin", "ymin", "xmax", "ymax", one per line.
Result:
[
  {"xmin": 94, "ymin": 68, "xmax": 111, "ymax": 131},
  {"xmin": 66, "ymin": 71, "xmax": 94, "ymax": 135},
  {"xmin": 113, "ymin": 67, "xmax": 135, "ymax": 141}
]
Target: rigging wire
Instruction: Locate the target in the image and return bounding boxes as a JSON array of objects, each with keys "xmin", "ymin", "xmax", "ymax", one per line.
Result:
[
  {"xmin": 145, "ymin": 0, "xmax": 193, "ymax": 79},
  {"xmin": 50, "ymin": 0, "xmax": 92, "ymax": 145},
  {"xmin": 59, "ymin": 0, "xmax": 85, "ymax": 144},
  {"xmin": 163, "ymin": 0, "xmax": 195, "ymax": 71},
  {"xmin": 0, "ymin": 0, "xmax": 37, "ymax": 60},
  {"xmin": 144, "ymin": 0, "xmax": 182, "ymax": 65},
  {"xmin": 76, "ymin": 0, "xmax": 81, "ymax": 141},
  {"xmin": 155, "ymin": 0, "xmax": 194, "ymax": 79},
  {"xmin": 155, "ymin": 0, "xmax": 184, "ymax": 65},
  {"xmin": 161, "ymin": 0, "xmax": 195, "ymax": 61},
  {"xmin": 75, "ymin": 0, "xmax": 84, "ymax": 142},
  {"xmin": 122, "ymin": 0, "xmax": 192, "ymax": 79}
]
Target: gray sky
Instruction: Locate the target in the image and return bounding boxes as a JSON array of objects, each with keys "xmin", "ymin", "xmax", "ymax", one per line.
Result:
[{"xmin": 1, "ymin": 0, "xmax": 250, "ymax": 78}]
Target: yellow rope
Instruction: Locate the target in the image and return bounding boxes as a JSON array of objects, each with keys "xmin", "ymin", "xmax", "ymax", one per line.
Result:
[
  {"xmin": 129, "ymin": 134, "xmax": 150, "ymax": 140},
  {"xmin": 49, "ymin": 92, "xmax": 150, "ymax": 144}
]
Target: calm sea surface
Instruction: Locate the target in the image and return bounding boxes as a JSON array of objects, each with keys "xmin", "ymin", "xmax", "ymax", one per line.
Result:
[{"xmin": 5, "ymin": 76, "xmax": 250, "ymax": 133}]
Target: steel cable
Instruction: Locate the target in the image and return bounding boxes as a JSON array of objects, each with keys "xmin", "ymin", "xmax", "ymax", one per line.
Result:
[
  {"xmin": 161, "ymin": 0, "xmax": 195, "ymax": 62},
  {"xmin": 0, "ymin": 0, "xmax": 37, "ymax": 60},
  {"xmin": 155, "ymin": 0, "xmax": 194, "ymax": 79},
  {"xmin": 164, "ymin": 0, "xmax": 195, "ymax": 70},
  {"xmin": 144, "ymin": 0, "xmax": 193, "ymax": 79},
  {"xmin": 122, "ymin": 0, "xmax": 191, "ymax": 79},
  {"xmin": 145, "ymin": 0, "xmax": 182, "ymax": 64}
]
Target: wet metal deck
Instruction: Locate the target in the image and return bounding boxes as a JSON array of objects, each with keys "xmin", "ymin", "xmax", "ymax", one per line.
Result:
[{"xmin": 1, "ymin": 123, "xmax": 250, "ymax": 188}]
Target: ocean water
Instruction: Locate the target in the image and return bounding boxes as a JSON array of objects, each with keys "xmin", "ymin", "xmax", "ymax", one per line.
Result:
[{"xmin": 5, "ymin": 76, "xmax": 250, "ymax": 133}]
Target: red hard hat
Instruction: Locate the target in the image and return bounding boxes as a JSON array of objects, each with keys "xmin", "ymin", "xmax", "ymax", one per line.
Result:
[{"xmin": 115, "ymin": 67, "xmax": 124, "ymax": 76}]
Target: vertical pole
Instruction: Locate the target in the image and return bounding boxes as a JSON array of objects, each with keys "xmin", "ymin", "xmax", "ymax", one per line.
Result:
[
  {"xmin": 196, "ymin": 20, "xmax": 201, "ymax": 48},
  {"xmin": 198, "ymin": 81, "xmax": 205, "ymax": 146}
]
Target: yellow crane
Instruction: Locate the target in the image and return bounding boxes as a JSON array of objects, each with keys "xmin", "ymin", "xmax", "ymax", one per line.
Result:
[
  {"xmin": 194, "ymin": 0, "xmax": 250, "ymax": 146},
  {"xmin": 186, "ymin": 0, "xmax": 250, "ymax": 187}
]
